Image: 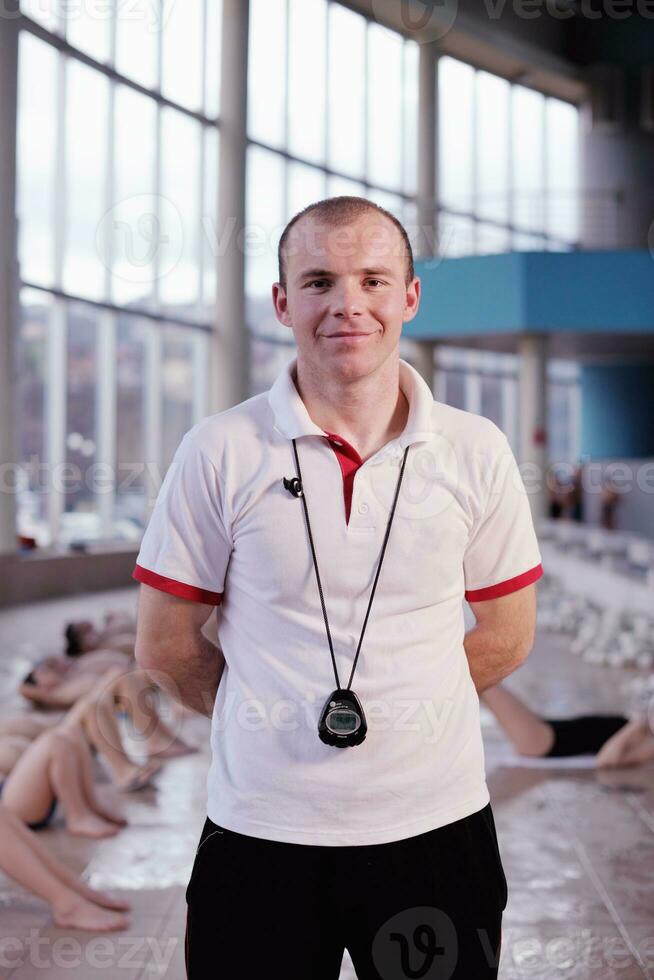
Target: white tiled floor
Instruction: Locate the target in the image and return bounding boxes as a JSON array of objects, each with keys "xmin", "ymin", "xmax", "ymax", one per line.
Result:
[{"xmin": 0, "ymin": 586, "xmax": 653, "ymax": 979}]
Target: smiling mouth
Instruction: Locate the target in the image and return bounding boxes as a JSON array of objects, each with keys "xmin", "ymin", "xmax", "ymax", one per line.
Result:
[{"xmin": 324, "ymin": 333, "xmax": 372, "ymax": 340}]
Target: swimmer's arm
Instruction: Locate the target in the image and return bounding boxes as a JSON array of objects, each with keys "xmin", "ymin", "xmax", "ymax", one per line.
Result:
[
  {"xmin": 465, "ymin": 584, "xmax": 537, "ymax": 695},
  {"xmin": 19, "ymin": 674, "xmax": 96, "ymax": 707},
  {"xmin": 91, "ymin": 634, "xmax": 136, "ymax": 658},
  {"xmin": 75, "ymin": 649, "xmax": 132, "ymax": 672},
  {"xmin": 134, "ymin": 584, "xmax": 224, "ymax": 718}
]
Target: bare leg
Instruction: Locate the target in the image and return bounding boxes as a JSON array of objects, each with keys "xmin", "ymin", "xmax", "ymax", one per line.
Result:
[
  {"xmin": 1, "ymin": 729, "xmax": 118, "ymax": 838},
  {"xmin": 481, "ymin": 684, "xmax": 556, "ymax": 757},
  {"xmin": 0, "ymin": 805, "xmax": 129, "ymax": 931},
  {"xmin": 59, "ymin": 720, "xmax": 127, "ymax": 826},
  {"xmin": 78, "ymin": 689, "xmax": 161, "ymax": 790},
  {"xmin": 0, "ymin": 735, "xmax": 32, "ymax": 775}
]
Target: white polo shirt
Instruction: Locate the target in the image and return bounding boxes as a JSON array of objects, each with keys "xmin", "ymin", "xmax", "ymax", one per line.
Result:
[{"xmin": 133, "ymin": 355, "xmax": 543, "ymax": 846}]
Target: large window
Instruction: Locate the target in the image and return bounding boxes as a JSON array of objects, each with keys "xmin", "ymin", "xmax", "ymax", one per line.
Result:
[
  {"xmin": 436, "ymin": 55, "xmax": 581, "ymax": 448},
  {"xmin": 437, "ymin": 348, "xmax": 580, "ymax": 462},
  {"xmin": 12, "ymin": 5, "xmax": 585, "ymax": 547},
  {"xmin": 438, "ymin": 56, "xmax": 580, "ymax": 257},
  {"xmin": 15, "ymin": 2, "xmax": 221, "ymax": 546},
  {"xmin": 246, "ymin": 0, "xmax": 419, "ymax": 394}
]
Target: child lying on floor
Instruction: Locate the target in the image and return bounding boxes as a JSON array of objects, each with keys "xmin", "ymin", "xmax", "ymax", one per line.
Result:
[
  {"xmin": 2, "ymin": 667, "xmax": 194, "ymax": 835},
  {"xmin": 0, "ymin": 804, "xmax": 130, "ymax": 932},
  {"xmin": 481, "ymin": 683, "xmax": 654, "ymax": 767}
]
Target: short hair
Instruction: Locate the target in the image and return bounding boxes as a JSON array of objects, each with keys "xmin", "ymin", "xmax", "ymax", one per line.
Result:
[
  {"xmin": 64, "ymin": 623, "xmax": 83, "ymax": 657},
  {"xmin": 277, "ymin": 196, "xmax": 415, "ymax": 290}
]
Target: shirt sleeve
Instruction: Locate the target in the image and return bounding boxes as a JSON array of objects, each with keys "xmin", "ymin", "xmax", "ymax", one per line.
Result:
[
  {"xmin": 132, "ymin": 432, "xmax": 232, "ymax": 605},
  {"xmin": 463, "ymin": 432, "xmax": 543, "ymax": 602}
]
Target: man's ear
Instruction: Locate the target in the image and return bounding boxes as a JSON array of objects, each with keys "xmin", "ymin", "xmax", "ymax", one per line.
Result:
[
  {"xmin": 272, "ymin": 282, "xmax": 292, "ymax": 327},
  {"xmin": 403, "ymin": 276, "xmax": 421, "ymax": 323}
]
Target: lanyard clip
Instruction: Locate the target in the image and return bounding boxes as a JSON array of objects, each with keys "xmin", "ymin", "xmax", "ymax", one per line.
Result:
[{"xmin": 283, "ymin": 476, "xmax": 304, "ymax": 498}]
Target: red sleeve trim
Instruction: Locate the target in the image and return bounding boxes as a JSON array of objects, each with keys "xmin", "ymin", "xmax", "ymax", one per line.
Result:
[
  {"xmin": 465, "ymin": 562, "xmax": 543, "ymax": 602},
  {"xmin": 132, "ymin": 564, "xmax": 223, "ymax": 605}
]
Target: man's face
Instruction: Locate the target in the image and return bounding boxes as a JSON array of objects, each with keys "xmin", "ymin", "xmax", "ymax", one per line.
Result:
[{"xmin": 272, "ymin": 211, "xmax": 420, "ymax": 381}]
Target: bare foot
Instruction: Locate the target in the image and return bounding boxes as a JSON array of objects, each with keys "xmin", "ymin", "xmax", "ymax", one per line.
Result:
[
  {"xmin": 67, "ymin": 814, "xmax": 120, "ymax": 839},
  {"xmin": 115, "ymin": 760, "xmax": 161, "ymax": 792},
  {"xmin": 78, "ymin": 886, "xmax": 131, "ymax": 912},
  {"xmin": 94, "ymin": 803, "xmax": 128, "ymax": 826},
  {"xmin": 148, "ymin": 737, "xmax": 197, "ymax": 760},
  {"xmin": 54, "ymin": 896, "xmax": 129, "ymax": 932}
]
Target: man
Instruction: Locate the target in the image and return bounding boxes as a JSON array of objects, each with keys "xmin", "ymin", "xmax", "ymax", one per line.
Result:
[{"xmin": 133, "ymin": 197, "xmax": 543, "ymax": 979}]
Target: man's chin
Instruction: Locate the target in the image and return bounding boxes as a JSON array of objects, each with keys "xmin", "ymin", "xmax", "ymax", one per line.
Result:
[{"xmin": 324, "ymin": 351, "xmax": 387, "ymax": 382}]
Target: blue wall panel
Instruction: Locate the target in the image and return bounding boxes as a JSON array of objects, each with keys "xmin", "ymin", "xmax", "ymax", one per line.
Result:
[
  {"xmin": 409, "ymin": 250, "xmax": 654, "ymax": 339},
  {"xmin": 580, "ymin": 363, "xmax": 654, "ymax": 458}
]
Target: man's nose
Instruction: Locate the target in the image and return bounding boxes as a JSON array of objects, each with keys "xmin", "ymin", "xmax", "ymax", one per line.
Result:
[{"xmin": 330, "ymin": 283, "xmax": 364, "ymax": 318}]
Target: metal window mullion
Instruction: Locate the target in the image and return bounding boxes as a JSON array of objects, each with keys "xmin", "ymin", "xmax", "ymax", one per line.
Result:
[
  {"xmin": 432, "ymin": 51, "xmax": 440, "ymax": 248},
  {"xmin": 143, "ymin": 320, "xmax": 163, "ymax": 513},
  {"xmin": 507, "ymin": 78, "xmax": 515, "ymax": 245},
  {"xmin": 570, "ymin": 376, "xmax": 582, "ymax": 464},
  {"xmin": 201, "ymin": 0, "xmax": 209, "ymax": 117},
  {"xmin": 47, "ymin": 32, "xmax": 67, "ymax": 546},
  {"xmin": 46, "ymin": 298, "xmax": 66, "ymax": 544},
  {"xmin": 470, "ymin": 67, "xmax": 478, "ymax": 253},
  {"xmin": 197, "ymin": 0, "xmax": 209, "ymax": 309},
  {"xmin": 543, "ymin": 97, "xmax": 549, "ymax": 239},
  {"xmin": 56, "ymin": 0, "xmax": 65, "ymax": 37},
  {"xmin": 434, "ymin": 51, "xmax": 441, "ymax": 257},
  {"xmin": 192, "ymin": 330, "xmax": 208, "ymax": 423},
  {"xmin": 96, "ymin": 311, "xmax": 116, "ymax": 537},
  {"xmin": 198, "ymin": 126, "xmax": 206, "ymax": 312},
  {"xmin": 433, "ymin": 346, "xmax": 446, "ymax": 403},
  {"xmin": 104, "ymin": 75, "xmax": 115, "ymax": 302},
  {"xmin": 363, "ymin": 17, "xmax": 369, "ymax": 184},
  {"xmin": 108, "ymin": 0, "xmax": 117, "ymax": 67},
  {"xmin": 0, "ymin": 1, "xmax": 19, "ymax": 553},
  {"xmin": 400, "ymin": 40, "xmax": 407, "ymax": 199},
  {"xmin": 502, "ymin": 374, "xmax": 518, "ymax": 450},
  {"xmin": 282, "ymin": 0, "xmax": 290, "ymax": 220},
  {"xmin": 323, "ymin": 0, "xmax": 330, "ymax": 173},
  {"xmin": 97, "ymin": 5, "xmax": 117, "ymax": 539},
  {"xmin": 283, "ymin": 0, "xmax": 290, "ymax": 152},
  {"xmin": 153, "ymin": 11, "xmax": 164, "ymax": 310},
  {"xmin": 53, "ymin": 44, "xmax": 66, "ymax": 289},
  {"xmin": 465, "ymin": 370, "xmax": 482, "ymax": 416}
]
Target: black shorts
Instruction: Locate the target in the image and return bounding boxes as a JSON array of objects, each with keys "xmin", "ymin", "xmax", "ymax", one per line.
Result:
[
  {"xmin": 185, "ymin": 802, "xmax": 508, "ymax": 979},
  {"xmin": 543, "ymin": 715, "xmax": 630, "ymax": 757}
]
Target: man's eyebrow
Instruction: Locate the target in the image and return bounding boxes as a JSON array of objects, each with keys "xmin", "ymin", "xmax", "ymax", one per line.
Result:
[
  {"xmin": 296, "ymin": 266, "xmax": 396, "ymax": 282},
  {"xmin": 297, "ymin": 268, "xmax": 333, "ymax": 281}
]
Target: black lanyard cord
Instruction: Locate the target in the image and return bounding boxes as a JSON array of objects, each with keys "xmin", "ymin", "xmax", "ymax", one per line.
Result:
[{"xmin": 290, "ymin": 439, "xmax": 410, "ymax": 692}]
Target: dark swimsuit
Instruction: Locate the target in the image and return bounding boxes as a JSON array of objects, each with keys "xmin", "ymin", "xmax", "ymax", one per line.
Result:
[{"xmin": 543, "ymin": 715, "xmax": 630, "ymax": 757}]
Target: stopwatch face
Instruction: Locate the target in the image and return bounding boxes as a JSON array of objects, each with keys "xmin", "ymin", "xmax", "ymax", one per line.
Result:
[
  {"xmin": 326, "ymin": 706, "xmax": 361, "ymax": 735},
  {"xmin": 318, "ymin": 688, "xmax": 368, "ymax": 747}
]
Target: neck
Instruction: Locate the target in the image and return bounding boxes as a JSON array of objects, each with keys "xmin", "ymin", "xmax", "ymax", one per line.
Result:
[{"xmin": 294, "ymin": 354, "xmax": 409, "ymax": 461}]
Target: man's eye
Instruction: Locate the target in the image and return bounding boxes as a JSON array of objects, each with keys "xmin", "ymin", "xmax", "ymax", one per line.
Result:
[
  {"xmin": 307, "ymin": 279, "xmax": 330, "ymax": 288},
  {"xmin": 366, "ymin": 279, "xmax": 384, "ymax": 287}
]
